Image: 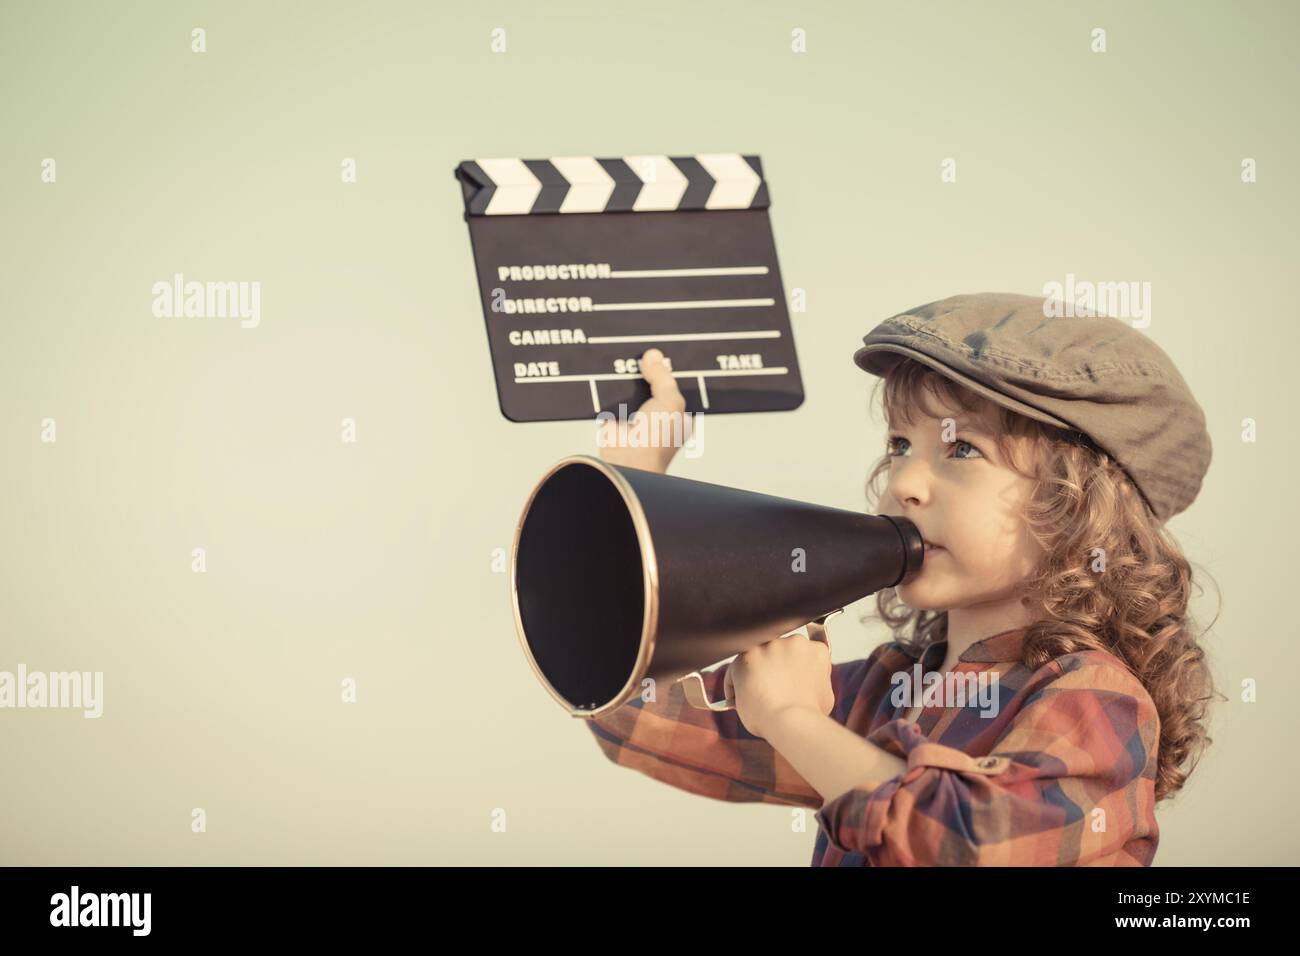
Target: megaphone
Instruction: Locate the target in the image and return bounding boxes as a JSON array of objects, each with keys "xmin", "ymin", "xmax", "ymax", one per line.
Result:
[{"xmin": 510, "ymin": 455, "xmax": 925, "ymax": 718}]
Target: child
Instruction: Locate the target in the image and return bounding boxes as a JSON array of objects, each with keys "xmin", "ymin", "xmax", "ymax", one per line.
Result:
[{"xmin": 587, "ymin": 292, "xmax": 1219, "ymax": 866}]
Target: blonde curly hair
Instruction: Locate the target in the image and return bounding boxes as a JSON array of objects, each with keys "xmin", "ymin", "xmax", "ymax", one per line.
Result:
[{"xmin": 861, "ymin": 356, "xmax": 1223, "ymax": 803}]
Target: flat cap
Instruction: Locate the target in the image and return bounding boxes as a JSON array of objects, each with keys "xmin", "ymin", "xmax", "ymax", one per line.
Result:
[{"xmin": 853, "ymin": 292, "xmax": 1212, "ymax": 524}]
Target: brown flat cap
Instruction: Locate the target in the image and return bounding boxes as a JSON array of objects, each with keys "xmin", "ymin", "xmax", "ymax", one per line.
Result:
[{"xmin": 853, "ymin": 292, "xmax": 1212, "ymax": 524}]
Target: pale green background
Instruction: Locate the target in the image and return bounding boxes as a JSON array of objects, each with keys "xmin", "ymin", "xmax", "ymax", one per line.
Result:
[{"xmin": 1, "ymin": 0, "xmax": 1295, "ymax": 865}]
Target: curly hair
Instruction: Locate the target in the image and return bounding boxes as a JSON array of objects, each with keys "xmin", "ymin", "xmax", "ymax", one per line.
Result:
[{"xmin": 861, "ymin": 356, "xmax": 1223, "ymax": 803}]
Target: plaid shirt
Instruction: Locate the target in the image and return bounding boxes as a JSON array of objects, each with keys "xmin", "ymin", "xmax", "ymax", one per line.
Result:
[{"xmin": 585, "ymin": 627, "xmax": 1160, "ymax": 865}]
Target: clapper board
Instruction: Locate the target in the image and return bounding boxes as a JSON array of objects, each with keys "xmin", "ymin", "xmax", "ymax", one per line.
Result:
[{"xmin": 455, "ymin": 154, "xmax": 805, "ymax": 422}]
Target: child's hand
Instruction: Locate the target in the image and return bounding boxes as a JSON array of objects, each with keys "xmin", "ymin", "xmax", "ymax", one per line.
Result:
[
  {"xmin": 596, "ymin": 349, "xmax": 691, "ymax": 475},
  {"xmin": 723, "ymin": 634, "xmax": 835, "ymax": 739}
]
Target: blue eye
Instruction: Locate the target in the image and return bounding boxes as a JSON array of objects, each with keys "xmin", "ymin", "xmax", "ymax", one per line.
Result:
[
  {"xmin": 885, "ymin": 435, "xmax": 910, "ymax": 457},
  {"xmin": 886, "ymin": 435, "xmax": 984, "ymax": 460}
]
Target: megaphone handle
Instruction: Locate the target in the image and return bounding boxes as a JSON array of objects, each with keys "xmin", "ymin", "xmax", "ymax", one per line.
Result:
[
  {"xmin": 679, "ymin": 669, "xmax": 738, "ymax": 712},
  {"xmin": 805, "ymin": 607, "xmax": 842, "ymax": 653},
  {"xmin": 677, "ymin": 608, "xmax": 845, "ymax": 712}
]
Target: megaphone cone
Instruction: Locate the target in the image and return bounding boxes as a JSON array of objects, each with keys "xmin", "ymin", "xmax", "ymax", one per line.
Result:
[{"xmin": 510, "ymin": 455, "xmax": 924, "ymax": 717}]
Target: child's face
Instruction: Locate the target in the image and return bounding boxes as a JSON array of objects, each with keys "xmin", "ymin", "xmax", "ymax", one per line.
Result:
[{"xmin": 880, "ymin": 397, "xmax": 1044, "ymax": 614}]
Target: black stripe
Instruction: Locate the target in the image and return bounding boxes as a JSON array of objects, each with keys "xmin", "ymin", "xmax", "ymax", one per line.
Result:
[
  {"xmin": 522, "ymin": 159, "xmax": 569, "ymax": 214},
  {"xmin": 597, "ymin": 158, "xmax": 642, "ymax": 211},
  {"xmin": 744, "ymin": 155, "xmax": 770, "ymax": 208},
  {"xmin": 458, "ymin": 161, "xmax": 497, "ymax": 216},
  {"xmin": 670, "ymin": 156, "xmax": 715, "ymax": 210}
]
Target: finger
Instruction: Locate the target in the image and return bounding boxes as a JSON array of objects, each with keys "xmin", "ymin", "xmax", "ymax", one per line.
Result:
[{"xmin": 639, "ymin": 349, "xmax": 685, "ymax": 409}]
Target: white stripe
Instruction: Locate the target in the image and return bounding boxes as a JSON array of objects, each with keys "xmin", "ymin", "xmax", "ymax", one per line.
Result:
[
  {"xmin": 698, "ymin": 376, "xmax": 710, "ymax": 409},
  {"xmin": 550, "ymin": 156, "xmax": 616, "ymax": 213},
  {"xmin": 589, "ymin": 379, "xmax": 600, "ymax": 413},
  {"xmin": 592, "ymin": 298, "xmax": 774, "ymax": 311},
  {"xmin": 476, "ymin": 158, "xmax": 541, "ymax": 215},
  {"xmin": 586, "ymin": 331, "xmax": 780, "ymax": 343},
  {"xmin": 608, "ymin": 266, "xmax": 769, "ymax": 278},
  {"xmin": 624, "ymin": 154, "xmax": 688, "ymax": 211},
  {"xmin": 516, "ymin": 367, "xmax": 789, "ymax": 383},
  {"xmin": 694, "ymin": 153, "xmax": 761, "ymax": 209}
]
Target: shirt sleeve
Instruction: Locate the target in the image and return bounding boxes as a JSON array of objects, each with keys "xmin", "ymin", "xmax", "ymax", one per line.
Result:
[
  {"xmin": 586, "ymin": 643, "xmax": 890, "ymax": 809},
  {"xmin": 813, "ymin": 653, "xmax": 1161, "ymax": 866}
]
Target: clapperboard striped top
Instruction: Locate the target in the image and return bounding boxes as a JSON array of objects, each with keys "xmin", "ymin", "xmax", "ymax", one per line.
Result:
[{"xmin": 457, "ymin": 154, "xmax": 770, "ymax": 216}]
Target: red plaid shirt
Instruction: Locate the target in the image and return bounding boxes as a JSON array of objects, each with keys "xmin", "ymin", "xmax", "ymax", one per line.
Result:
[{"xmin": 586, "ymin": 627, "xmax": 1160, "ymax": 865}]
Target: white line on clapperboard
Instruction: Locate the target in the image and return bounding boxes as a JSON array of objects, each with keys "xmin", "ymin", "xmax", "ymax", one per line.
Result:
[
  {"xmin": 518, "ymin": 368, "xmax": 791, "ymax": 414},
  {"xmin": 507, "ymin": 265, "xmax": 786, "ymax": 412},
  {"xmin": 608, "ymin": 267, "xmax": 769, "ymax": 278},
  {"xmin": 586, "ymin": 330, "xmax": 781, "ymax": 343},
  {"xmin": 593, "ymin": 298, "xmax": 774, "ymax": 311}
]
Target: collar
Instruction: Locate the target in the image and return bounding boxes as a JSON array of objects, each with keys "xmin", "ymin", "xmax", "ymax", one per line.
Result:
[{"xmin": 900, "ymin": 627, "xmax": 1028, "ymax": 664}]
